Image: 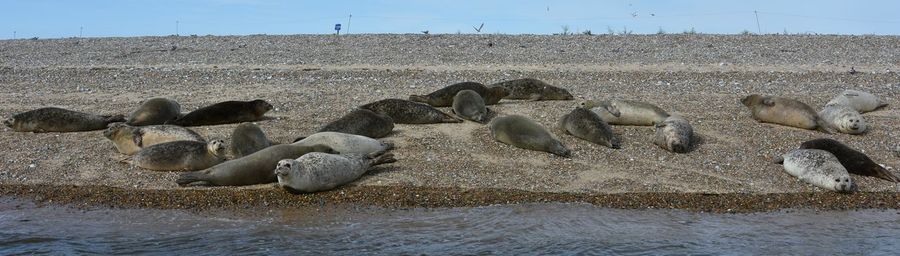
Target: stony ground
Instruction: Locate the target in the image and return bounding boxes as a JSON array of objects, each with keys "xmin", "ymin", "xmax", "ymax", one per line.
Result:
[{"xmin": 0, "ymin": 34, "xmax": 898, "ymax": 210}]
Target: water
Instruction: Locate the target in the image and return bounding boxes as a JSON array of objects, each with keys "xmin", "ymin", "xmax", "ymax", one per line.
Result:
[{"xmin": 2, "ymin": 197, "xmax": 900, "ymax": 255}]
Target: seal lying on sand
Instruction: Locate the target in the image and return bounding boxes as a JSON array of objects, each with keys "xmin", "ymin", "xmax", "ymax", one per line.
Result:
[
  {"xmin": 176, "ymin": 144, "xmax": 335, "ymax": 186},
  {"xmin": 359, "ymin": 99, "xmax": 462, "ymax": 124},
  {"xmin": 819, "ymin": 104, "xmax": 867, "ymax": 135},
  {"xmin": 653, "ymin": 116, "xmax": 694, "ymax": 153},
  {"xmin": 174, "ymin": 100, "xmax": 273, "ymax": 126},
  {"xmin": 104, "ymin": 123, "xmax": 205, "ymax": 155},
  {"xmin": 409, "ymin": 81, "xmax": 509, "ymax": 107},
  {"xmin": 132, "ymin": 140, "xmax": 226, "ymax": 171},
  {"xmin": 775, "ymin": 149, "xmax": 855, "ymax": 192},
  {"xmin": 826, "ymin": 89, "xmax": 888, "ymax": 113},
  {"xmin": 799, "ymin": 138, "xmax": 899, "ymax": 182},
  {"xmin": 229, "ymin": 122, "xmax": 275, "ymax": 158},
  {"xmin": 293, "ymin": 132, "xmax": 393, "ymax": 155},
  {"xmin": 452, "ymin": 90, "xmax": 490, "ymax": 123},
  {"xmin": 276, "ymin": 149, "xmax": 396, "ymax": 193},
  {"xmin": 126, "ymin": 97, "xmax": 182, "ymax": 126},
  {"xmin": 5, "ymin": 107, "xmax": 124, "ymax": 132},
  {"xmin": 318, "ymin": 109, "xmax": 394, "ymax": 138},
  {"xmin": 580, "ymin": 100, "xmax": 668, "ymax": 126},
  {"xmin": 558, "ymin": 107, "xmax": 620, "ymax": 149},
  {"xmin": 488, "ymin": 78, "xmax": 574, "ymax": 101},
  {"xmin": 741, "ymin": 94, "xmax": 822, "ymax": 130},
  {"xmin": 490, "ymin": 115, "xmax": 571, "ymax": 157}
]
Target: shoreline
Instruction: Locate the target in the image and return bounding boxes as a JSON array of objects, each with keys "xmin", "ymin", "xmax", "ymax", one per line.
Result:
[{"xmin": 4, "ymin": 184, "xmax": 900, "ymax": 213}]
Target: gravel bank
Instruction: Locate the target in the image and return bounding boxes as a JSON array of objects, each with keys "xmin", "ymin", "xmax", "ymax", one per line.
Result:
[{"xmin": 1, "ymin": 34, "xmax": 898, "ymax": 211}]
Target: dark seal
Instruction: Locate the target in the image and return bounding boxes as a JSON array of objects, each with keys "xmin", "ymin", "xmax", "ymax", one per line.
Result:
[
  {"xmin": 359, "ymin": 99, "xmax": 462, "ymax": 124},
  {"xmin": 173, "ymin": 100, "xmax": 273, "ymax": 126},
  {"xmin": 799, "ymin": 138, "xmax": 900, "ymax": 182},
  {"xmin": 409, "ymin": 81, "xmax": 509, "ymax": 107}
]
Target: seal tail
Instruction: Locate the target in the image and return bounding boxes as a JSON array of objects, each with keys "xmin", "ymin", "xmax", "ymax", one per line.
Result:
[
  {"xmin": 869, "ymin": 166, "xmax": 900, "ymax": 183},
  {"xmin": 292, "ymin": 136, "xmax": 307, "ymax": 143},
  {"xmin": 176, "ymin": 171, "xmax": 211, "ymax": 187},
  {"xmin": 408, "ymin": 95, "xmax": 431, "ymax": 105},
  {"xmin": 442, "ymin": 115, "xmax": 464, "ymax": 123},
  {"xmin": 104, "ymin": 114, "xmax": 126, "ymax": 123}
]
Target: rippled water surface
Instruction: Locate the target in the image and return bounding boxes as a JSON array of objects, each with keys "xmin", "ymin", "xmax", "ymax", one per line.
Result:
[{"xmin": 2, "ymin": 198, "xmax": 899, "ymax": 255}]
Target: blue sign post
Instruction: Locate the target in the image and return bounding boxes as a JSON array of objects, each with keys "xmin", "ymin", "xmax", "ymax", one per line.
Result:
[{"xmin": 335, "ymin": 24, "xmax": 341, "ymax": 35}]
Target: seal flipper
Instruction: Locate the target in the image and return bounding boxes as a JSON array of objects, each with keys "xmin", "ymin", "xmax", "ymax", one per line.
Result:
[
  {"xmin": 408, "ymin": 95, "xmax": 432, "ymax": 105},
  {"xmin": 176, "ymin": 171, "xmax": 213, "ymax": 186},
  {"xmin": 104, "ymin": 114, "xmax": 126, "ymax": 123},
  {"xmin": 773, "ymin": 155, "xmax": 785, "ymax": 164},
  {"xmin": 868, "ymin": 165, "xmax": 900, "ymax": 183}
]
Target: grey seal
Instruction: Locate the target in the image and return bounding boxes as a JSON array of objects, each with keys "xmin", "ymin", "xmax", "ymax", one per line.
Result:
[
  {"xmin": 489, "ymin": 78, "xmax": 574, "ymax": 101},
  {"xmin": 126, "ymin": 97, "xmax": 182, "ymax": 126},
  {"xmin": 132, "ymin": 140, "xmax": 226, "ymax": 171},
  {"xmin": 275, "ymin": 149, "xmax": 396, "ymax": 193},
  {"xmin": 318, "ymin": 108, "xmax": 394, "ymax": 138},
  {"xmin": 489, "ymin": 115, "xmax": 571, "ymax": 157},
  {"xmin": 174, "ymin": 99, "xmax": 273, "ymax": 126},
  {"xmin": 819, "ymin": 103, "xmax": 867, "ymax": 134},
  {"xmin": 359, "ymin": 99, "xmax": 462, "ymax": 124},
  {"xmin": 799, "ymin": 138, "xmax": 899, "ymax": 182},
  {"xmin": 775, "ymin": 149, "xmax": 855, "ymax": 192},
  {"xmin": 826, "ymin": 89, "xmax": 888, "ymax": 113},
  {"xmin": 292, "ymin": 132, "xmax": 393, "ymax": 155},
  {"xmin": 176, "ymin": 144, "xmax": 336, "ymax": 186},
  {"xmin": 653, "ymin": 115, "xmax": 694, "ymax": 153},
  {"xmin": 5, "ymin": 107, "xmax": 124, "ymax": 132},
  {"xmin": 558, "ymin": 107, "xmax": 620, "ymax": 149},
  {"xmin": 229, "ymin": 122, "xmax": 275, "ymax": 158},
  {"xmin": 452, "ymin": 89, "xmax": 490, "ymax": 123},
  {"xmin": 580, "ymin": 99, "xmax": 668, "ymax": 126},
  {"xmin": 409, "ymin": 81, "xmax": 509, "ymax": 107},
  {"xmin": 741, "ymin": 94, "xmax": 822, "ymax": 130},
  {"xmin": 103, "ymin": 122, "xmax": 205, "ymax": 155}
]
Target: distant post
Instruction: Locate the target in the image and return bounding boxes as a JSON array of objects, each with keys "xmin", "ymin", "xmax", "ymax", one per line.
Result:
[
  {"xmin": 176, "ymin": 20, "xmax": 180, "ymax": 36},
  {"xmin": 335, "ymin": 23, "xmax": 341, "ymax": 35}
]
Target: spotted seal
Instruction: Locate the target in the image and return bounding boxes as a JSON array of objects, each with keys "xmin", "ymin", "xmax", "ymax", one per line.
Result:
[
  {"xmin": 176, "ymin": 144, "xmax": 336, "ymax": 186},
  {"xmin": 359, "ymin": 99, "xmax": 462, "ymax": 124},
  {"xmin": 318, "ymin": 108, "xmax": 394, "ymax": 138},
  {"xmin": 488, "ymin": 78, "xmax": 574, "ymax": 101},
  {"xmin": 653, "ymin": 115, "xmax": 694, "ymax": 153},
  {"xmin": 409, "ymin": 81, "xmax": 509, "ymax": 107},
  {"xmin": 103, "ymin": 123, "xmax": 205, "ymax": 155},
  {"xmin": 292, "ymin": 132, "xmax": 393, "ymax": 155},
  {"xmin": 826, "ymin": 89, "xmax": 888, "ymax": 113},
  {"xmin": 580, "ymin": 100, "xmax": 668, "ymax": 126},
  {"xmin": 452, "ymin": 89, "xmax": 490, "ymax": 123},
  {"xmin": 775, "ymin": 149, "xmax": 855, "ymax": 192},
  {"xmin": 819, "ymin": 103, "xmax": 867, "ymax": 135},
  {"xmin": 132, "ymin": 140, "xmax": 226, "ymax": 171},
  {"xmin": 275, "ymin": 149, "xmax": 396, "ymax": 193},
  {"xmin": 799, "ymin": 138, "xmax": 899, "ymax": 182}
]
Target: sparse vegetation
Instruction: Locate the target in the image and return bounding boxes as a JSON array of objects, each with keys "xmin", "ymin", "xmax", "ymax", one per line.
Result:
[
  {"xmin": 621, "ymin": 26, "xmax": 632, "ymax": 35},
  {"xmin": 560, "ymin": 25, "xmax": 570, "ymax": 35},
  {"xmin": 606, "ymin": 26, "xmax": 615, "ymax": 35},
  {"xmin": 582, "ymin": 30, "xmax": 592, "ymax": 36},
  {"xmin": 683, "ymin": 27, "xmax": 697, "ymax": 35},
  {"xmin": 741, "ymin": 30, "xmax": 752, "ymax": 35},
  {"xmin": 656, "ymin": 27, "xmax": 666, "ymax": 35}
]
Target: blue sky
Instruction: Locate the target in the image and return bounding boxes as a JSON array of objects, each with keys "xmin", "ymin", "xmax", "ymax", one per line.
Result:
[{"xmin": 2, "ymin": 0, "xmax": 900, "ymax": 39}]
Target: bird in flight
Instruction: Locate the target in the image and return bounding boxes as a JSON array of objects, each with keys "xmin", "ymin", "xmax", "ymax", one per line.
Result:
[{"xmin": 473, "ymin": 23, "xmax": 484, "ymax": 33}]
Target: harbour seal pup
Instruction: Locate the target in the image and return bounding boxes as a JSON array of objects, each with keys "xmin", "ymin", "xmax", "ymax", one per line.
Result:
[
  {"xmin": 292, "ymin": 132, "xmax": 393, "ymax": 155},
  {"xmin": 558, "ymin": 107, "xmax": 620, "ymax": 149},
  {"xmin": 132, "ymin": 140, "xmax": 226, "ymax": 171},
  {"xmin": 4, "ymin": 107, "xmax": 124, "ymax": 132},
  {"xmin": 318, "ymin": 108, "xmax": 394, "ymax": 138},
  {"xmin": 818, "ymin": 104, "xmax": 867, "ymax": 135},
  {"xmin": 653, "ymin": 116, "xmax": 694, "ymax": 153},
  {"xmin": 229, "ymin": 122, "xmax": 275, "ymax": 158},
  {"xmin": 103, "ymin": 123, "xmax": 205, "ymax": 155},
  {"xmin": 409, "ymin": 81, "xmax": 509, "ymax": 107},
  {"xmin": 580, "ymin": 100, "xmax": 668, "ymax": 126},
  {"xmin": 126, "ymin": 97, "xmax": 181, "ymax": 126},
  {"xmin": 359, "ymin": 99, "xmax": 462, "ymax": 124},
  {"xmin": 176, "ymin": 144, "xmax": 336, "ymax": 186},
  {"xmin": 275, "ymin": 149, "xmax": 396, "ymax": 193},
  {"xmin": 489, "ymin": 115, "xmax": 571, "ymax": 157},
  {"xmin": 740, "ymin": 94, "xmax": 822, "ymax": 130},
  {"xmin": 489, "ymin": 78, "xmax": 574, "ymax": 101},
  {"xmin": 799, "ymin": 138, "xmax": 899, "ymax": 182},
  {"xmin": 452, "ymin": 89, "xmax": 489, "ymax": 123},
  {"xmin": 173, "ymin": 99, "xmax": 273, "ymax": 126},
  {"xmin": 775, "ymin": 149, "xmax": 855, "ymax": 192},
  {"xmin": 826, "ymin": 89, "xmax": 888, "ymax": 113}
]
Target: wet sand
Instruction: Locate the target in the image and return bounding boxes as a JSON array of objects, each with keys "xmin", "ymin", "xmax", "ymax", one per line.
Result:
[{"xmin": 0, "ymin": 34, "xmax": 898, "ymax": 211}]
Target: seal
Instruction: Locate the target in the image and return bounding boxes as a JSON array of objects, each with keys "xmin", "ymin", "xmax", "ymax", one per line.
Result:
[
  {"xmin": 358, "ymin": 99, "xmax": 462, "ymax": 124},
  {"xmin": 580, "ymin": 99, "xmax": 668, "ymax": 126},
  {"xmin": 4, "ymin": 107, "xmax": 124, "ymax": 132},
  {"xmin": 229, "ymin": 122, "xmax": 275, "ymax": 158},
  {"xmin": 132, "ymin": 140, "xmax": 226, "ymax": 171},
  {"xmin": 318, "ymin": 108, "xmax": 394, "ymax": 138},
  {"xmin": 176, "ymin": 144, "xmax": 336, "ymax": 186},
  {"xmin": 103, "ymin": 122, "xmax": 205, "ymax": 155},
  {"xmin": 275, "ymin": 149, "xmax": 396, "ymax": 193},
  {"xmin": 409, "ymin": 81, "xmax": 509, "ymax": 107},
  {"xmin": 799, "ymin": 138, "xmax": 900, "ymax": 182},
  {"xmin": 818, "ymin": 104, "xmax": 867, "ymax": 134},
  {"xmin": 558, "ymin": 107, "xmax": 620, "ymax": 149},
  {"xmin": 292, "ymin": 132, "xmax": 394, "ymax": 155},
  {"xmin": 126, "ymin": 97, "xmax": 182, "ymax": 126},
  {"xmin": 740, "ymin": 94, "xmax": 822, "ymax": 130},
  {"xmin": 826, "ymin": 89, "xmax": 888, "ymax": 113},
  {"xmin": 653, "ymin": 115, "xmax": 694, "ymax": 153},
  {"xmin": 489, "ymin": 115, "xmax": 571, "ymax": 157},
  {"xmin": 775, "ymin": 149, "xmax": 855, "ymax": 192},
  {"xmin": 488, "ymin": 78, "xmax": 574, "ymax": 101},
  {"xmin": 173, "ymin": 99, "xmax": 273, "ymax": 126},
  {"xmin": 452, "ymin": 89, "xmax": 490, "ymax": 123}
]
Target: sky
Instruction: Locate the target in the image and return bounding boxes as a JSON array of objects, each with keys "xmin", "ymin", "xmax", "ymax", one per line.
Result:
[{"xmin": 2, "ymin": 0, "xmax": 900, "ymax": 39}]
